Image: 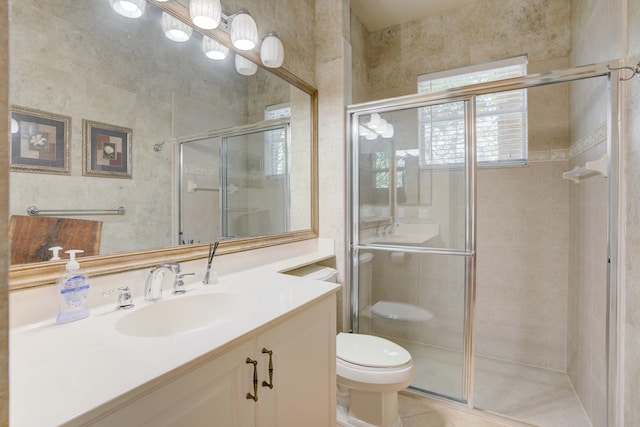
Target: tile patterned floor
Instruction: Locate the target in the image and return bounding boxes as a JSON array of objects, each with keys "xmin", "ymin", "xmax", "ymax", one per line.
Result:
[
  {"xmin": 393, "ymin": 339, "xmax": 593, "ymax": 427},
  {"xmin": 399, "ymin": 392, "xmax": 535, "ymax": 427}
]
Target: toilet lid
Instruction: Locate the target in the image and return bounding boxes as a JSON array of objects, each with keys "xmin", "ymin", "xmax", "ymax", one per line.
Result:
[
  {"xmin": 371, "ymin": 301, "xmax": 434, "ymax": 322},
  {"xmin": 290, "ymin": 265, "xmax": 337, "ymax": 281},
  {"xmin": 336, "ymin": 333, "xmax": 411, "ymax": 368}
]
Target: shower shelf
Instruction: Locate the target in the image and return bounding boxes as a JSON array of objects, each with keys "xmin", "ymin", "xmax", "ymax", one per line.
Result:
[{"xmin": 562, "ymin": 154, "xmax": 608, "ymax": 183}]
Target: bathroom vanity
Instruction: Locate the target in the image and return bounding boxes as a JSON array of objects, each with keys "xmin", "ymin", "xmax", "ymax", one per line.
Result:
[{"xmin": 10, "ymin": 240, "xmax": 340, "ymax": 427}]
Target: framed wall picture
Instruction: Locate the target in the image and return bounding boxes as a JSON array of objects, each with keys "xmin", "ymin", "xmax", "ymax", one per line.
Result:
[
  {"xmin": 10, "ymin": 106, "xmax": 71, "ymax": 175},
  {"xmin": 83, "ymin": 119, "xmax": 132, "ymax": 179}
]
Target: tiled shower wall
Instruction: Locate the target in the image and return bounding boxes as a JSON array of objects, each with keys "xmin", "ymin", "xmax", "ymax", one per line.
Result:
[
  {"xmin": 568, "ymin": 0, "xmax": 622, "ymax": 424},
  {"xmin": 475, "ymin": 158, "xmax": 570, "ymax": 369},
  {"xmin": 567, "ymin": 130, "xmax": 608, "ymax": 427}
]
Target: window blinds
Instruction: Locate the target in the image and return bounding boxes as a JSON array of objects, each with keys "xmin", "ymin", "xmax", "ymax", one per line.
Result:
[{"xmin": 418, "ymin": 56, "xmax": 528, "ymax": 167}]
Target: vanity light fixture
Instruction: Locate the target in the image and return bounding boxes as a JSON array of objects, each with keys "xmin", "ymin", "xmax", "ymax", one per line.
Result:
[
  {"xmin": 109, "ymin": 0, "xmax": 146, "ymax": 18},
  {"xmin": 190, "ymin": 0, "xmax": 222, "ymax": 30},
  {"xmin": 230, "ymin": 10, "xmax": 258, "ymax": 51},
  {"xmin": 108, "ymin": 2, "xmax": 286, "ymax": 72},
  {"xmin": 162, "ymin": 12, "xmax": 193, "ymax": 42},
  {"xmin": 260, "ymin": 32, "xmax": 284, "ymax": 68},
  {"xmin": 202, "ymin": 36, "xmax": 229, "ymax": 60},
  {"xmin": 235, "ymin": 54, "xmax": 257, "ymax": 76}
]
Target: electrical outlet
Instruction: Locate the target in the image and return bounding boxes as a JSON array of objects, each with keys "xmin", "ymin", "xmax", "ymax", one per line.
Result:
[
  {"xmin": 419, "ymin": 207, "xmax": 429, "ymax": 219},
  {"xmin": 398, "ymin": 207, "xmax": 405, "ymax": 218}
]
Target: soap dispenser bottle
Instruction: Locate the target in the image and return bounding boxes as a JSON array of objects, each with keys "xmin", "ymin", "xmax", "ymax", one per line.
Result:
[{"xmin": 56, "ymin": 249, "xmax": 90, "ymax": 324}]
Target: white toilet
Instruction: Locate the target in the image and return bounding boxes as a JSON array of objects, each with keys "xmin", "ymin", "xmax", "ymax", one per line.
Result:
[
  {"xmin": 336, "ymin": 332, "xmax": 414, "ymax": 427},
  {"xmin": 287, "ymin": 264, "xmax": 415, "ymax": 427}
]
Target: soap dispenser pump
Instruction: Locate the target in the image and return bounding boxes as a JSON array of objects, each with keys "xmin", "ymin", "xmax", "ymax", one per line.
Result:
[
  {"xmin": 55, "ymin": 249, "xmax": 90, "ymax": 324},
  {"xmin": 48, "ymin": 246, "xmax": 63, "ymax": 261}
]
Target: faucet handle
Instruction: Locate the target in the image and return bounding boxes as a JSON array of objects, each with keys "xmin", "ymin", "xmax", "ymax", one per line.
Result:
[
  {"xmin": 174, "ymin": 272, "xmax": 195, "ymax": 294},
  {"xmin": 159, "ymin": 262, "xmax": 181, "ymax": 274},
  {"xmin": 103, "ymin": 286, "xmax": 134, "ymax": 310}
]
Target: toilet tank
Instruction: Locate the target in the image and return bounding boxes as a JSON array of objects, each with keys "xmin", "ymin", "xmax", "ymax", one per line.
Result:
[{"xmin": 287, "ymin": 264, "xmax": 338, "ymax": 282}]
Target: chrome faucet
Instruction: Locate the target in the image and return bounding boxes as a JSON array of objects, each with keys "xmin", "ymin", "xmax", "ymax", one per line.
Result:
[
  {"xmin": 103, "ymin": 286, "xmax": 134, "ymax": 310},
  {"xmin": 145, "ymin": 262, "xmax": 183, "ymax": 301}
]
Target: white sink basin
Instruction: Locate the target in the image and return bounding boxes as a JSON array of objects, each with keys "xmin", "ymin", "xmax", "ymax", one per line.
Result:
[
  {"xmin": 115, "ymin": 293, "xmax": 257, "ymax": 338},
  {"xmin": 368, "ymin": 223, "xmax": 440, "ymax": 245}
]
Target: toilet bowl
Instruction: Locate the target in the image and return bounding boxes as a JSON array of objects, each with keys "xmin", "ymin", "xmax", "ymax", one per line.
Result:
[
  {"xmin": 285, "ymin": 264, "xmax": 415, "ymax": 427},
  {"xmin": 369, "ymin": 301, "xmax": 434, "ymax": 340},
  {"xmin": 336, "ymin": 332, "xmax": 414, "ymax": 427}
]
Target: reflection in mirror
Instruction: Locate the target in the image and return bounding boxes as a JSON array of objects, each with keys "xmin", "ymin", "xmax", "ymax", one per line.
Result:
[
  {"xmin": 8, "ymin": 0, "xmax": 315, "ymax": 274},
  {"xmin": 179, "ymin": 119, "xmax": 299, "ymax": 243}
]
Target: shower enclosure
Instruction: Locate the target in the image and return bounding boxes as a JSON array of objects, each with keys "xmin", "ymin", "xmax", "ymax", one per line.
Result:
[
  {"xmin": 178, "ymin": 119, "xmax": 291, "ymax": 244},
  {"xmin": 347, "ymin": 62, "xmax": 621, "ymax": 426}
]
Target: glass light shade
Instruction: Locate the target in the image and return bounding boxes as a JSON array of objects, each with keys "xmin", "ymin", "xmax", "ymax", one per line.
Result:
[
  {"xmin": 235, "ymin": 55, "xmax": 257, "ymax": 76},
  {"xmin": 373, "ymin": 119, "xmax": 388, "ymax": 135},
  {"xmin": 359, "ymin": 125, "xmax": 377, "ymax": 141},
  {"xmin": 367, "ymin": 113, "xmax": 382, "ymax": 130},
  {"xmin": 260, "ymin": 33, "xmax": 284, "ymax": 68},
  {"xmin": 11, "ymin": 118, "xmax": 19, "ymax": 134},
  {"xmin": 202, "ymin": 36, "xmax": 229, "ymax": 60},
  {"xmin": 109, "ymin": 0, "xmax": 145, "ymax": 18},
  {"xmin": 161, "ymin": 12, "xmax": 193, "ymax": 42},
  {"xmin": 382, "ymin": 123, "xmax": 394, "ymax": 139},
  {"xmin": 190, "ymin": 0, "xmax": 221, "ymax": 30},
  {"xmin": 230, "ymin": 11, "xmax": 258, "ymax": 50}
]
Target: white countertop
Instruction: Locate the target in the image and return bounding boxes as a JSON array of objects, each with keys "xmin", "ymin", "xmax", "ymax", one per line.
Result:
[{"xmin": 10, "ymin": 243, "xmax": 340, "ymax": 427}]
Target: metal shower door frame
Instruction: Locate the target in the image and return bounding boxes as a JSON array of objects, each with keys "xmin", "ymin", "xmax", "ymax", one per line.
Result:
[
  {"xmin": 348, "ymin": 94, "xmax": 477, "ymax": 403},
  {"xmin": 177, "ymin": 118, "xmax": 291, "ymax": 242},
  {"xmin": 346, "ymin": 61, "xmax": 621, "ymax": 420},
  {"xmin": 220, "ymin": 122, "xmax": 292, "ymax": 238}
]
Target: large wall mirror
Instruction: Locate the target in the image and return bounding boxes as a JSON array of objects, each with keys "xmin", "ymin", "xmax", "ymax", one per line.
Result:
[{"xmin": 9, "ymin": 0, "xmax": 317, "ymax": 288}]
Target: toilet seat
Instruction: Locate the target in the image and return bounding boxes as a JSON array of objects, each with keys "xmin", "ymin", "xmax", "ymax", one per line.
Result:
[
  {"xmin": 371, "ymin": 301, "xmax": 434, "ymax": 322},
  {"xmin": 336, "ymin": 333, "xmax": 414, "ymax": 389},
  {"xmin": 337, "ymin": 332, "xmax": 411, "ymax": 367}
]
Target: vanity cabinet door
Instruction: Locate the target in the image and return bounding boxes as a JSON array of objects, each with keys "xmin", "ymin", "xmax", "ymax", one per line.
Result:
[
  {"xmin": 256, "ymin": 295, "xmax": 337, "ymax": 427},
  {"xmin": 87, "ymin": 294, "xmax": 336, "ymax": 427},
  {"xmin": 91, "ymin": 340, "xmax": 256, "ymax": 427}
]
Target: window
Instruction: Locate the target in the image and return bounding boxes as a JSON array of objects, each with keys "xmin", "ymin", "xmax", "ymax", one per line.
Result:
[
  {"xmin": 264, "ymin": 103, "xmax": 290, "ymax": 177},
  {"xmin": 418, "ymin": 56, "xmax": 528, "ymax": 167},
  {"xmin": 373, "ymin": 151, "xmax": 390, "ymax": 189}
]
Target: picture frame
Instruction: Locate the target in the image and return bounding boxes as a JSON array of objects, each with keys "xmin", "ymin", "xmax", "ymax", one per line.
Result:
[
  {"xmin": 83, "ymin": 119, "xmax": 132, "ymax": 179},
  {"xmin": 10, "ymin": 106, "xmax": 71, "ymax": 175}
]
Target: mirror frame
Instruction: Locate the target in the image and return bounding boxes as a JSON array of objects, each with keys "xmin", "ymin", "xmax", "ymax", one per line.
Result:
[{"xmin": 9, "ymin": 0, "xmax": 318, "ymax": 290}]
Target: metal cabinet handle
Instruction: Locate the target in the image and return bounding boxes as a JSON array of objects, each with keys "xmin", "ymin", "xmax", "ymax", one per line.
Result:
[
  {"xmin": 246, "ymin": 358, "xmax": 258, "ymax": 401},
  {"xmin": 261, "ymin": 348, "xmax": 274, "ymax": 389}
]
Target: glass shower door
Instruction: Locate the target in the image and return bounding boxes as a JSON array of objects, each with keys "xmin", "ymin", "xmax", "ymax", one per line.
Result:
[
  {"xmin": 350, "ymin": 97, "xmax": 476, "ymax": 402},
  {"xmin": 221, "ymin": 124, "xmax": 290, "ymax": 239}
]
